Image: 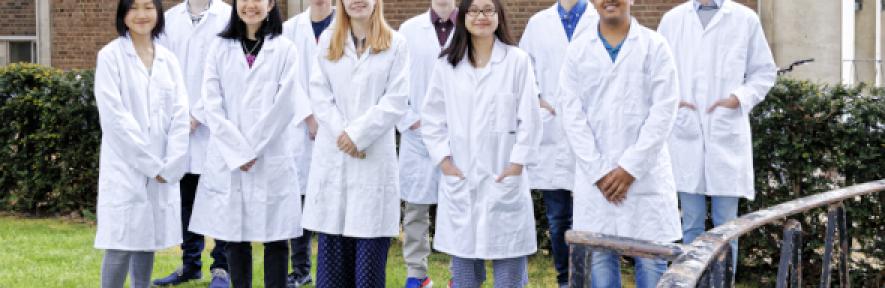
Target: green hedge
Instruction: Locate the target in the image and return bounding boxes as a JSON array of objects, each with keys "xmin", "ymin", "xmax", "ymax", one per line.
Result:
[
  {"xmin": 0, "ymin": 63, "xmax": 100, "ymax": 216},
  {"xmin": 744, "ymin": 80, "xmax": 883, "ymax": 285},
  {"xmin": 0, "ymin": 64, "xmax": 882, "ymax": 283}
]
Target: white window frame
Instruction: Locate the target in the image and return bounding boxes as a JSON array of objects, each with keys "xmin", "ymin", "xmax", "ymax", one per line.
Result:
[{"xmin": 0, "ymin": 36, "xmax": 38, "ymax": 65}]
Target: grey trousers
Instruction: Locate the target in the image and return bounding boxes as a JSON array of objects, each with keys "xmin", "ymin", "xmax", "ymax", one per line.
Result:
[
  {"xmin": 402, "ymin": 202, "xmax": 432, "ymax": 278},
  {"xmin": 100, "ymin": 250, "xmax": 155, "ymax": 288}
]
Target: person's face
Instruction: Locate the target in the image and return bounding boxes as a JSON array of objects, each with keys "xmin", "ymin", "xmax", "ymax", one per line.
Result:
[
  {"xmin": 343, "ymin": 0, "xmax": 376, "ymax": 21},
  {"xmin": 594, "ymin": 0, "xmax": 632, "ymax": 26},
  {"xmin": 124, "ymin": 0, "xmax": 158, "ymax": 37},
  {"xmin": 465, "ymin": 0, "xmax": 499, "ymax": 38},
  {"xmin": 237, "ymin": 0, "xmax": 274, "ymax": 26}
]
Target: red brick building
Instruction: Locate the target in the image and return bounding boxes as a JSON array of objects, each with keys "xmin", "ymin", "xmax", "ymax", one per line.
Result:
[{"xmin": 1, "ymin": 0, "xmax": 755, "ymax": 70}]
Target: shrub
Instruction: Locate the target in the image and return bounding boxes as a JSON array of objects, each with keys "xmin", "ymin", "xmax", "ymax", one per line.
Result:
[
  {"xmin": 0, "ymin": 63, "xmax": 99, "ymax": 216},
  {"xmin": 744, "ymin": 79, "xmax": 883, "ymax": 285}
]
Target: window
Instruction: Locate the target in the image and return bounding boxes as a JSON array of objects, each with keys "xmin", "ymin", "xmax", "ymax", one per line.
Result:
[{"xmin": 0, "ymin": 37, "xmax": 37, "ymax": 66}]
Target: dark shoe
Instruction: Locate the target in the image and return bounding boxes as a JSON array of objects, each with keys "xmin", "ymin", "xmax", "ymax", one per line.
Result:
[
  {"xmin": 152, "ymin": 267, "xmax": 201, "ymax": 286},
  {"xmin": 286, "ymin": 273, "xmax": 312, "ymax": 288},
  {"xmin": 208, "ymin": 268, "xmax": 231, "ymax": 288}
]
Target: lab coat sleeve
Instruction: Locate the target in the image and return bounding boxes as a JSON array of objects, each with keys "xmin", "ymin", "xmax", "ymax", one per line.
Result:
[
  {"xmin": 202, "ymin": 43, "xmax": 258, "ymax": 170},
  {"xmin": 343, "ymin": 39, "xmax": 410, "ymax": 150},
  {"xmin": 191, "ymin": 96, "xmax": 207, "ymax": 125},
  {"xmin": 158, "ymin": 59, "xmax": 191, "ymax": 183},
  {"xmin": 420, "ymin": 61, "xmax": 451, "ymax": 165},
  {"xmin": 730, "ymin": 17, "xmax": 776, "ymax": 114},
  {"xmin": 245, "ymin": 45, "xmax": 312, "ymax": 156},
  {"xmin": 617, "ymin": 40, "xmax": 680, "ymax": 179},
  {"xmin": 395, "ymin": 108, "xmax": 420, "ymax": 133},
  {"xmin": 509, "ymin": 57, "xmax": 542, "ymax": 166},
  {"xmin": 558, "ymin": 46, "xmax": 613, "ymax": 185},
  {"xmin": 93, "ymin": 48, "xmax": 164, "ymax": 178},
  {"xmin": 518, "ymin": 22, "xmax": 543, "ymax": 100},
  {"xmin": 308, "ymin": 50, "xmax": 347, "ymax": 136}
]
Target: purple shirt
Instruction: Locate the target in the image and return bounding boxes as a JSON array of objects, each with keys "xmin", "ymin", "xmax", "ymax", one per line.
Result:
[{"xmin": 430, "ymin": 8, "xmax": 457, "ymax": 46}]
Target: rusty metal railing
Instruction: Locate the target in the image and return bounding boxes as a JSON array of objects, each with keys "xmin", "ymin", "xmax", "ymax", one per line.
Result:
[{"xmin": 565, "ymin": 180, "xmax": 885, "ymax": 288}]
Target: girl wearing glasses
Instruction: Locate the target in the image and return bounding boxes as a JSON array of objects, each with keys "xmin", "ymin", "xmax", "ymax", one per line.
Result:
[
  {"xmin": 300, "ymin": 0, "xmax": 409, "ymax": 286},
  {"xmin": 421, "ymin": 0, "xmax": 541, "ymax": 286}
]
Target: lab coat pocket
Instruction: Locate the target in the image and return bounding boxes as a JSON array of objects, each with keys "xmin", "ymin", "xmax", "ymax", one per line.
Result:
[
  {"xmin": 624, "ymin": 72, "xmax": 649, "ymax": 116},
  {"xmin": 201, "ymin": 146, "xmax": 231, "ymax": 194},
  {"xmin": 98, "ymin": 205, "xmax": 129, "ymax": 242},
  {"xmin": 494, "ymin": 93, "xmax": 517, "ymax": 133},
  {"xmin": 441, "ymin": 175, "xmax": 469, "ymax": 219},
  {"xmin": 153, "ymin": 81, "xmax": 174, "ymax": 132},
  {"xmin": 263, "ymin": 155, "xmax": 298, "ymax": 199},
  {"xmin": 493, "ymin": 176, "xmax": 522, "ymax": 213},
  {"xmin": 672, "ymin": 107, "xmax": 701, "ymax": 140},
  {"xmin": 709, "ymin": 107, "xmax": 741, "ymax": 139}
]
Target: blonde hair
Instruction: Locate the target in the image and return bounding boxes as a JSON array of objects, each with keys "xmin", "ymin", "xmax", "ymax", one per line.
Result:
[{"xmin": 327, "ymin": 0, "xmax": 392, "ymax": 61}]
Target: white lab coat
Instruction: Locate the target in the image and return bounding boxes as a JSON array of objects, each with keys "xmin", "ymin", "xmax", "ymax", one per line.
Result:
[
  {"xmin": 188, "ymin": 36, "xmax": 312, "ymax": 242},
  {"xmin": 559, "ymin": 18, "xmax": 682, "ymax": 242},
  {"xmin": 421, "ymin": 39, "xmax": 542, "ymax": 259},
  {"xmin": 301, "ymin": 30, "xmax": 410, "ymax": 238},
  {"xmin": 157, "ymin": 0, "xmax": 231, "ymax": 174},
  {"xmin": 658, "ymin": 0, "xmax": 776, "ymax": 200},
  {"xmin": 282, "ymin": 8, "xmax": 330, "ymax": 194},
  {"xmin": 395, "ymin": 11, "xmax": 452, "ymax": 204},
  {"xmin": 518, "ymin": 4, "xmax": 597, "ymax": 191},
  {"xmin": 93, "ymin": 36, "xmax": 190, "ymax": 251}
]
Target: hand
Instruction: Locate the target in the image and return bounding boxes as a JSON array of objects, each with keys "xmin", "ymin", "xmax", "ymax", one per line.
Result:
[
  {"xmin": 409, "ymin": 120, "xmax": 421, "ymax": 131},
  {"xmin": 707, "ymin": 95, "xmax": 740, "ymax": 113},
  {"xmin": 439, "ymin": 157, "xmax": 464, "ymax": 179},
  {"xmin": 337, "ymin": 132, "xmax": 366, "ymax": 159},
  {"xmin": 189, "ymin": 117, "xmax": 200, "ymax": 133},
  {"xmin": 679, "ymin": 101, "xmax": 698, "ymax": 110},
  {"xmin": 239, "ymin": 159, "xmax": 257, "ymax": 172},
  {"xmin": 155, "ymin": 175, "xmax": 167, "ymax": 184},
  {"xmin": 595, "ymin": 167, "xmax": 635, "ymax": 205},
  {"xmin": 495, "ymin": 163, "xmax": 524, "ymax": 182},
  {"xmin": 305, "ymin": 115, "xmax": 318, "ymax": 140},
  {"xmin": 540, "ymin": 99, "xmax": 556, "ymax": 115}
]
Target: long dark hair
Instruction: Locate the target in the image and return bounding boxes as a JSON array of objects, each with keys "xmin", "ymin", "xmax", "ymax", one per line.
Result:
[
  {"xmin": 440, "ymin": 0, "xmax": 514, "ymax": 67},
  {"xmin": 115, "ymin": 0, "xmax": 165, "ymax": 39},
  {"xmin": 219, "ymin": 0, "xmax": 283, "ymax": 40}
]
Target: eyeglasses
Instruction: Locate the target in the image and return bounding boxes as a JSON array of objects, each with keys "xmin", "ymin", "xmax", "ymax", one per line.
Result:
[{"xmin": 466, "ymin": 7, "xmax": 497, "ymax": 17}]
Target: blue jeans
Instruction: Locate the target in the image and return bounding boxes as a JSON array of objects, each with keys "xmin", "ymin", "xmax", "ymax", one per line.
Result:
[
  {"xmin": 679, "ymin": 192, "xmax": 739, "ymax": 270},
  {"xmin": 540, "ymin": 189, "xmax": 573, "ymax": 285},
  {"xmin": 590, "ymin": 251, "xmax": 666, "ymax": 288}
]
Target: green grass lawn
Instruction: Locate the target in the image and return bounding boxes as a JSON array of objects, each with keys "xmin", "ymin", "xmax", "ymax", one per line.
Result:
[{"xmin": 0, "ymin": 215, "xmax": 587, "ymax": 288}]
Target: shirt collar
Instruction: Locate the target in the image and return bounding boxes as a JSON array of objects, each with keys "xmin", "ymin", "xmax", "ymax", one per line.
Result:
[
  {"xmin": 693, "ymin": 0, "xmax": 723, "ymax": 10},
  {"xmin": 430, "ymin": 8, "xmax": 458, "ymax": 25},
  {"xmin": 557, "ymin": 0, "xmax": 588, "ymax": 20}
]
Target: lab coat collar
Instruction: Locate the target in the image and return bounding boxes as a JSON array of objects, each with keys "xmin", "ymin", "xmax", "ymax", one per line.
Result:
[
  {"xmin": 489, "ymin": 38, "xmax": 508, "ymax": 65},
  {"xmin": 587, "ymin": 17, "xmax": 640, "ymax": 43},
  {"xmin": 179, "ymin": 0, "xmax": 227, "ymax": 16},
  {"xmin": 121, "ymin": 34, "xmax": 168, "ymax": 64}
]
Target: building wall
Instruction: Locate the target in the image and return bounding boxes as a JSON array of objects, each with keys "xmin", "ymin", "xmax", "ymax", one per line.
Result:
[
  {"xmin": 853, "ymin": 0, "xmax": 882, "ymax": 85},
  {"xmin": 32, "ymin": 0, "xmax": 755, "ymax": 69},
  {"xmin": 50, "ymin": 0, "xmax": 289, "ymax": 70},
  {"xmin": 0, "ymin": 0, "xmax": 36, "ymax": 36},
  {"xmin": 385, "ymin": 0, "xmax": 756, "ymax": 39},
  {"xmin": 759, "ymin": 0, "xmax": 841, "ymax": 83}
]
